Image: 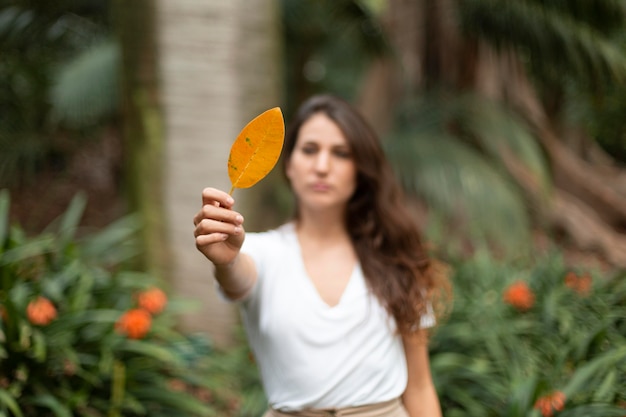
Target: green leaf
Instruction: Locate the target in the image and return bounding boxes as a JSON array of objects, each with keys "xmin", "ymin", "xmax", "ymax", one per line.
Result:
[
  {"xmin": 559, "ymin": 404, "xmax": 626, "ymax": 417},
  {"xmin": 592, "ymin": 369, "xmax": 617, "ymax": 403},
  {"xmin": 562, "ymin": 345, "xmax": 626, "ymax": 397},
  {"xmin": 57, "ymin": 192, "xmax": 87, "ymax": 245},
  {"xmin": 50, "ymin": 39, "xmax": 120, "ymax": 129},
  {"xmin": 29, "ymin": 394, "xmax": 72, "ymax": 417},
  {"xmin": 81, "ymin": 214, "xmax": 141, "ymax": 264},
  {"xmin": 506, "ymin": 376, "xmax": 539, "ymax": 417},
  {"xmin": 45, "ymin": 309, "xmax": 120, "ymax": 337},
  {"xmin": 31, "ymin": 329, "xmax": 47, "ymax": 362},
  {"xmin": 120, "ymin": 340, "xmax": 185, "ymax": 367},
  {"xmin": 0, "ymin": 388, "xmax": 23, "ymax": 417},
  {"xmin": 130, "ymin": 386, "xmax": 215, "ymax": 416},
  {"xmin": 0, "ymin": 235, "xmax": 55, "ymax": 265}
]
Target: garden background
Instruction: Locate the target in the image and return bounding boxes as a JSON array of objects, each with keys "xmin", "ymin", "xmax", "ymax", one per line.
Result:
[{"xmin": 1, "ymin": 0, "xmax": 625, "ymax": 416}]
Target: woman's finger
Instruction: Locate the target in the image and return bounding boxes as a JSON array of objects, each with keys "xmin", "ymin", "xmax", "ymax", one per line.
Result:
[
  {"xmin": 201, "ymin": 187, "xmax": 234, "ymax": 209},
  {"xmin": 193, "ymin": 204, "xmax": 244, "ymax": 226},
  {"xmin": 194, "ymin": 218, "xmax": 243, "ymax": 238},
  {"xmin": 195, "ymin": 232, "xmax": 228, "ymax": 247}
]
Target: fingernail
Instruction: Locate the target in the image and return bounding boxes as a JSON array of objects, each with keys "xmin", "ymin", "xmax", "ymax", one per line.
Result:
[
  {"xmin": 226, "ymin": 196, "xmax": 234, "ymax": 205},
  {"xmin": 235, "ymin": 215, "xmax": 244, "ymax": 224},
  {"xmin": 233, "ymin": 226, "xmax": 242, "ymax": 234}
]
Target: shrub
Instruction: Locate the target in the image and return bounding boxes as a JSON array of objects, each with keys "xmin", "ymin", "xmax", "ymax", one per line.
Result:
[
  {"xmin": 430, "ymin": 250, "xmax": 626, "ymax": 417},
  {"xmin": 0, "ymin": 190, "xmax": 249, "ymax": 416}
]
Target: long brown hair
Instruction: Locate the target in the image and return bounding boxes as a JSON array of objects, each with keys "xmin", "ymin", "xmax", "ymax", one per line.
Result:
[{"xmin": 283, "ymin": 94, "xmax": 445, "ymax": 334}]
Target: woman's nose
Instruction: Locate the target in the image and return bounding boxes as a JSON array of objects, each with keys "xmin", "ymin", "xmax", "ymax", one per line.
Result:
[{"xmin": 314, "ymin": 151, "xmax": 330, "ymax": 173}]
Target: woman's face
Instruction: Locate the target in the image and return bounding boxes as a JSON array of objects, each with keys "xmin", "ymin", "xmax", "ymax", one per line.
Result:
[{"xmin": 286, "ymin": 112, "xmax": 357, "ymax": 213}]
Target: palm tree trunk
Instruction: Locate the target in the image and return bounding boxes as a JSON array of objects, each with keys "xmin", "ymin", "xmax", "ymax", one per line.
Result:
[{"xmin": 156, "ymin": 0, "xmax": 282, "ymax": 346}]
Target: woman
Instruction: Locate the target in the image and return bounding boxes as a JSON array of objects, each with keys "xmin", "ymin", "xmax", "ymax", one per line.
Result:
[{"xmin": 193, "ymin": 94, "xmax": 446, "ymax": 416}]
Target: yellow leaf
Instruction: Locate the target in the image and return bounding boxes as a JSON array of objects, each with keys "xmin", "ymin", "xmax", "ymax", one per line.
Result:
[{"xmin": 228, "ymin": 107, "xmax": 285, "ymax": 195}]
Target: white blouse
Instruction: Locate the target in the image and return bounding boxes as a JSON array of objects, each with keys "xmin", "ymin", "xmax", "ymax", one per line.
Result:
[{"xmin": 236, "ymin": 223, "xmax": 434, "ymax": 411}]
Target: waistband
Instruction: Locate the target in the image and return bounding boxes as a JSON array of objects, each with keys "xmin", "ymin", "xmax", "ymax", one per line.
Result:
[{"xmin": 268, "ymin": 398, "xmax": 404, "ymax": 417}]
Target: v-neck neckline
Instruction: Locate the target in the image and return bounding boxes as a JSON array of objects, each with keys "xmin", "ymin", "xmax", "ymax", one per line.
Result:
[{"xmin": 288, "ymin": 223, "xmax": 358, "ymax": 309}]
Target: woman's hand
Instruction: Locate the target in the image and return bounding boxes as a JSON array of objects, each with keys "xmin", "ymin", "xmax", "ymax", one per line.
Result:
[{"xmin": 193, "ymin": 187, "xmax": 245, "ymax": 266}]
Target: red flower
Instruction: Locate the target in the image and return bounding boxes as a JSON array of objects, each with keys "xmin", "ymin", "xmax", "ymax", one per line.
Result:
[
  {"xmin": 137, "ymin": 287, "xmax": 167, "ymax": 314},
  {"xmin": 115, "ymin": 308, "xmax": 152, "ymax": 339},
  {"xmin": 534, "ymin": 391, "xmax": 566, "ymax": 417},
  {"xmin": 503, "ymin": 281, "xmax": 535, "ymax": 311},
  {"xmin": 26, "ymin": 297, "xmax": 57, "ymax": 326},
  {"xmin": 565, "ymin": 272, "xmax": 592, "ymax": 296}
]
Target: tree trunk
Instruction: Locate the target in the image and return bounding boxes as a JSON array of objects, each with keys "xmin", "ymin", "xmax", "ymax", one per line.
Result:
[
  {"xmin": 156, "ymin": 0, "xmax": 282, "ymax": 346},
  {"xmin": 114, "ymin": 0, "xmax": 167, "ymax": 276}
]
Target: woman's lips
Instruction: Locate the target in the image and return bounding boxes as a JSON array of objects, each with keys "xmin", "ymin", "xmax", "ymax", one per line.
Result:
[{"xmin": 310, "ymin": 182, "xmax": 331, "ymax": 191}]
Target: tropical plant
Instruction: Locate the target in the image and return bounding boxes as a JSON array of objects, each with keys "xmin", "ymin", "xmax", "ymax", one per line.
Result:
[
  {"xmin": 387, "ymin": 92, "xmax": 550, "ymax": 257},
  {"xmin": 429, "ymin": 250, "xmax": 626, "ymax": 417},
  {"xmin": 281, "ymin": 0, "xmax": 388, "ymax": 117},
  {"xmin": 0, "ymin": 2, "xmax": 118, "ymax": 187},
  {"xmin": 0, "ymin": 189, "xmax": 264, "ymax": 416},
  {"xmin": 356, "ymin": 0, "xmax": 626, "ymax": 266}
]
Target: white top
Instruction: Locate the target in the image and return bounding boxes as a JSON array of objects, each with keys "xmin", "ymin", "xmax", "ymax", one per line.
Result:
[{"xmin": 236, "ymin": 223, "xmax": 434, "ymax": 411}]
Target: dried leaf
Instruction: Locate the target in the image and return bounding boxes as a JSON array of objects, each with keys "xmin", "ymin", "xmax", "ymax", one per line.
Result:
[{"xmin": 228, "ymin": 107, "xmax": 285, "ymax": 194}]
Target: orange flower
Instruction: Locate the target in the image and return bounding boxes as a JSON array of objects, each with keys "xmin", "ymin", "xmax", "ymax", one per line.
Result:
[
  {"xmin": 168, "ymin": 379, "xmax": 187, "ymax": 392},
  {"xmin": 115, "ymin": 308, "xmax": 152, "ymax": 339},
  {"xmin": 26, "ymin": 297, "xmax": 57, "ymax": 326},
  {"xmin": 564, "ymin": 271, "xmax": 577, "ymax": 288},
  {"xmin": 503, "ymin": 281, "xmax": 535, "ymax": 311},
  {"xmin": 534, "ymin": 391, "xmax": 566, "ymax": 417},
  {"xmin": 565, "ymin": 272, "xmax": 592, "ymax": 296},
  {"xmin": 137, "ymin": 287, "xmax": 167, "ymax": 314}
]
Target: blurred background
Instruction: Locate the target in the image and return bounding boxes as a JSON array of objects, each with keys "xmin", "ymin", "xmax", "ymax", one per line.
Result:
[{"xmin": 1, "ymin": 0, "xmax": 626, "ymax": 415}]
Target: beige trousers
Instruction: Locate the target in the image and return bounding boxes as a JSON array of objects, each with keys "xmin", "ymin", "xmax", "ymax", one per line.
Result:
[{"xmin": 262, "ymin": 398, "xmax": 409, "ymax": 417}]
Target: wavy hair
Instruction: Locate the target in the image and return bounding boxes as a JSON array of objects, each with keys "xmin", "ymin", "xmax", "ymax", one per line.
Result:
[{"xmin": 283, "ymin": 94, "xmax": 447, "ymax": 334}]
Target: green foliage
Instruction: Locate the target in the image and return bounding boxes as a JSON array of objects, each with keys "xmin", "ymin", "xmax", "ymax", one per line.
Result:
[
  {"xmin": 0, "ymin": 2, "xmax": 116, "ymax": 186},
  {"xmin": 387, "ymin": 94, "xmax": 549, "ymax": 257},
  {"xmin": 0, "ymin": 190, "xmax": 265, "ymax": 417},
  {"xmin": 459, "ymin": 0, "xmax": 626, "ymax": 89},
  {"xmin": 430, "ymin": 250, "xmax": 626, "ymax": 417},
  {"xmin": 50, "ymin": 39, "xmax": 120, "ymax": 130},
  {"xmin": 281, "ymin": 0, "xmax": 388, "ymax": 117}
]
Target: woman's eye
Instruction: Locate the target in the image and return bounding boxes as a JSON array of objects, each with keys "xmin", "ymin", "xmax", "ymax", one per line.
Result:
[
  {"xmin": 301, "ymin": 147, "xmax": 317, "ymax": 155},
  {"xmin": 333, "ymin": 149, "xmax": 352, "ymax": 158}
]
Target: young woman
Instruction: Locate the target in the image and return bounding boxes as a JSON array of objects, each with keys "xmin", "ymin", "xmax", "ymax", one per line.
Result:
[{"xmin": 193, "ymin": 94, "xmax": 446, "ymax": 416}]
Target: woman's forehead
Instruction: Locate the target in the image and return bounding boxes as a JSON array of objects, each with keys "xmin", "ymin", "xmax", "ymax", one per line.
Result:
[{"xmin": 297, "ymin": 113, "xmax": 348, "ymax": 145}]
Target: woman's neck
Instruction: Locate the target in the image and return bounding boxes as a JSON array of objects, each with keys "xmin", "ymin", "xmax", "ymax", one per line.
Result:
[{"xmin": 295, "ymin": 208, "xmax": 349, "ymax": 243}]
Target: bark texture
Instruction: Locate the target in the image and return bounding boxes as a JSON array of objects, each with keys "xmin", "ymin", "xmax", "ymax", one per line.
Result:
[
  {"xmin": 157, "ymin": 0, "xmax": 282, "ymax": 345},
  {"xmin": 115, "ymin": 0, "xmax": 167, "ymax": 276}
]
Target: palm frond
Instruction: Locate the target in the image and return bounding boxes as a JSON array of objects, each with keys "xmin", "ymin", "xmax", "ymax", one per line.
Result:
[
  {"xmin": 526, "ymin": 0, "xmax": 625, "ymax": 35},
  {"xmin": 448, "ymin": 94, "xmax": 551, "ymax": 195},
  {"xmin": 459, "ymin": 0, "xmax": 626, "ymax": 85},
  {"xmin": 50, "ymin": 39, "xmax": 120, "ymax": 129},
  {"xmin": 387, "ymin": 129, "xmax": 532, "ymax": 256}
]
